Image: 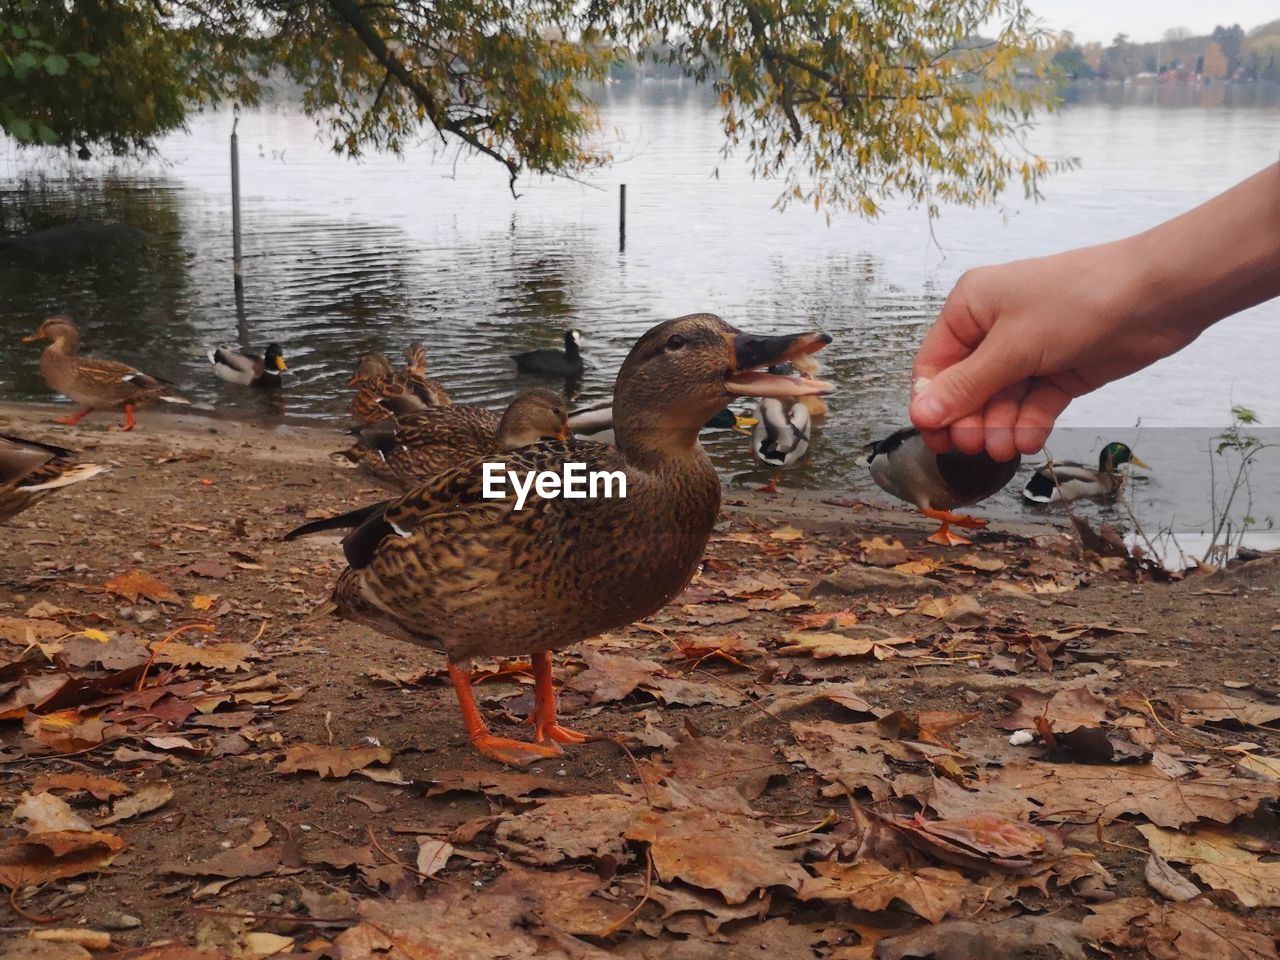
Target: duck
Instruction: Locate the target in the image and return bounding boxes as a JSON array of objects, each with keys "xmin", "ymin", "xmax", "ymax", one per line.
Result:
[
  {"xmin": 348, "ymin": 350, "xmax": 451, "ymax": 425},
  {"xmin": 22, "ymin": 316, "xmax": 189, "ymax": 430},
  {"xmin": 864, "ymin": 427, "xmax": 1021, "ymax": 546},
  {"xmin": 0, "ymin": 434, "xmax": 106, "ymax": 523},
  {"xmin": 1022, "ymin": 442, "xmax": 1149, "ymax": 504},
  {"xmin": 567, "ymin": 399, "xmax": 756, "ymax": 446},
  {"xmin": 513, "ymin": 330, "xmax": 584, "ymax": 378},
  {"xmin": 286, "ymin": 314, "xmax": 832, "ymax": 766},
  {"xmin": 341, "ymin": 389, "xmax": 569, "ymax": 492},
  {"xmin": 207, "ymin": 343, "xmax": 287, "ymax": 389},
  {"xmin": 751, "ymin": 363, "xmax": 813, "ymax": 494}
]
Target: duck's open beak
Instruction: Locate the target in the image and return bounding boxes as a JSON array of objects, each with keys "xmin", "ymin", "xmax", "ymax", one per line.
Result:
[
  {"xmin": 726, "ymin": 331, "xmax": 833, "ymax": 398},
  {"xmin": 556, "ymin": 425, "xmax": 572, "ymax": 440},
  {"xmin": 1129, "ymin": 455, "xmax": 1150, "ymax": 470},
  {"xmin": 21, "ymin": 331, "xmax": 45, "ymax": 343}
]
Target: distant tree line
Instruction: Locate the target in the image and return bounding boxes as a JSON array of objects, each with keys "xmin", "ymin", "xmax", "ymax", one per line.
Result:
[{"xmin": 1048, "ymin": 19, "xmax": 1280, "ymax": 82}]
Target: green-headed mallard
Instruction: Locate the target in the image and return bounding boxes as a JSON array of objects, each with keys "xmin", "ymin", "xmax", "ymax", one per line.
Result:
[
  {"xmin": 514, "ymin": 330, "xmax": 584, "ymax": 378},
  {"xmin": 567, "ymin": 400, "xmax": 755, "ymax": 446},
  {"xmin": 342, "ymin": 389, "xmax": 569, "ymax": 492},
  {"xmin": 865, "ymin": 427, "xmax": 1021, "ymax": 546},
  {"xmin": 0, "ymin": 434, "xmax": 106, "ymax": 522},
  {"xmin": 751, "ymin": 363, "xmax": 812, "ymax": 494},
  {"xmin": 23, "ymin": 316, "xmax": 189, "ymax": 430},
  {"xmin": 208, "ymin": 343, "xmax": 287, "ymax": 389},
  {"xmin": 287, "ymin": 314, "xmax": 832, "ymax": 766},
  {"xmin": 1022, "ymin": 442, "xmax": 1149, "ymax": 504},
  {"xmin": 348, "ymin": 350, "xmax": 451, "ymax": 425}
]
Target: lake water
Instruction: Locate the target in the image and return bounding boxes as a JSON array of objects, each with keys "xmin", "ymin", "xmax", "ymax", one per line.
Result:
[{"xmin": 1, "ymin": 80, "xmax": 1278, "ymax": 554}]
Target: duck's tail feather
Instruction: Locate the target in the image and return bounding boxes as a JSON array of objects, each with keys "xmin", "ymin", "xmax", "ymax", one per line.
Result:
[
  {"xmin": 21, "ymin": 462, "xmax": 108, "ymax": 492},
  {"xmin": 283, "ymin": 501, "xmax": 392, "ymax": 541}
]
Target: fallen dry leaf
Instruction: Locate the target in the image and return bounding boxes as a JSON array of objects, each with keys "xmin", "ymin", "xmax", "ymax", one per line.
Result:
[
  {"xmin": 494, "ymin": 793, "xmax": 636, "ymax": 866},
  {"xmin": 1144, "ymin": 853, "xmax": 1200, "ymax": 902},
  {"xmin": 278, "ymin": 743, "xmax": 394, "ymax": 779},
  {"xmin": 149, "ymin": 640, "xmax": 258, "ymax": 672},
  {"xmin": 625, "ymin": 807, "xmax": 806, "ymax": 905},
  {"xmin": 0, "ymin": 831, "xmax": 126, "ymax": 891},
  {"xmin": 12, "ymin": 792, "xmax": 93, "ymax": 834},
  {"xmin": 1139, "ymin": 824, "xmax": 1280, "ymax": 908},
  {"xmin": 30, "ymin": 773, "xmax": 129, "ymax": 802},
  {"xmin": 161, "ymin": 842, "xmax": 278, "ymax": 879},
  {"xmin": 999, "ymin": 684, "xmax": 1113, "ymax": 733},
  {"xmin": 889, "ymin": 812, "xmax": 1064, "ymax": 872},
  {"xmin": 103, "ymin": 570, "xmax": 179, "ymax": 604},
  {"xmin": 97, "ymin": 782, "xmax": 174, "ymax": 826},
  {"xmin": 1085, "ymin": 896, "xmax": 1276, "ymax": 960},
  {"xmin": 877, "ymin": 915, "xmax": 1086, "ymax": 960},
  {"xmin": 778, "ymin": 631, "xmax": 920, "ymax": 660},
  {"xmin": 911, "ymin": 594, "xmax": 986, "ymax": 626},
  {"xmin": 800, "ymin": 860, "xmax": 980, "ymax": 924},
  {"xmin": 414, "ymin": 838, "xmax": 453, "ymax": 878},
  {"xmin": 1176, "ymin": 692, "xmax": 1280, "ymax": 729}
]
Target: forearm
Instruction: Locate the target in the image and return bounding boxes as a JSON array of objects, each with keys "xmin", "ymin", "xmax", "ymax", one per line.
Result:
[{"xmin": 1125, "ymin": 162, "xmax": 1280, "ymax": 338}]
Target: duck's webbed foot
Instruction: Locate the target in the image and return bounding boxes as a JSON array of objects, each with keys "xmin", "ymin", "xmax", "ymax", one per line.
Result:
[
  {"xmin": 757, "ymin": 471, "xmax": 782, "ymax": 494},
  {"xmin": 55, "ymin": 408, "xmax": 91, "ymax": 426},
  {"xmin": 529, "ymin": 650, "xmax": 590, "ymax": 745},
  {"xmin": 471, "ymin": 732, "xmax": 563, "ymax": 767},
  {"xmin": 922, "ymin": 508, "xmax": 987, "ymax": 547}
]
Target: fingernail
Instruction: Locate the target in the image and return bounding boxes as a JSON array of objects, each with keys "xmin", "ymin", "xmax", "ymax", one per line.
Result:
[
  {"xmin": 911, "ymin": 380, "xmax": 946, "ymax": 424},
  {"xmin": 912, "ymin": 376, "xmax": 931, "ymax": 398}
]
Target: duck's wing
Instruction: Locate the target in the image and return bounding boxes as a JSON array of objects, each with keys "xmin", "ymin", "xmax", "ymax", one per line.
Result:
[
  {"xmin": 567, "ymin": 401, "xmax": 614, "ymax": 435},
  {"xmin": 1023, "ymin": 462, "xmax": 1096, "ymax": 503},
  {"xmin": 935, "ymin": 448, "xmax": 1022, "ymax": 503},
  {"xmin": 209, "ymin": 348, "xmax": 262, "ymax": 374},
  {"xmin": 0, "ymin": 434, "xmax": 77, "ymax": 485},
  {"xmin": 74, "ymin": 357, "xmax": 178, "ymax": 402}
]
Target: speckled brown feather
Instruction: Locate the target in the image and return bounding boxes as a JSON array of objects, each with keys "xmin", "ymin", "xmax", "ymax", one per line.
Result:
[
  {"xmin": 350, "ymin": 370, "xmax": 451, "ymax": 425},
  {"xmin": 331, "ymin": 437, "xmax": 720, "ymax": 661},
  {"xmin": 0, "ymin": 434, "xmax": 104, "ymax": 522},
  {"xmin": 344, "ymin": 404, "xmax": 501, "ymax": 491}
]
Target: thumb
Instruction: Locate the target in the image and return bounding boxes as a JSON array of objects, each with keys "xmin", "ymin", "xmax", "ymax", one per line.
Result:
[{"xmin": 909, "ymin": 338, "xmax": 1024, "ymax": 429}]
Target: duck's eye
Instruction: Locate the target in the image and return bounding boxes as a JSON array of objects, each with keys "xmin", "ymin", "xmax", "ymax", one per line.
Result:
[{"xmin": 666, "ymin": 334, "xmax": 686, "ymax": 351}]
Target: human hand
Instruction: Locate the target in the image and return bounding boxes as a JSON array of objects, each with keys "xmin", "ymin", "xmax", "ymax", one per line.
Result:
[
  {"xmin": 908, "ymin": 239, "xmax": 1203, "ymax": 461},
  {"xmin": 908, "ymin": 163, "xmax": 1280, "ymax": 461}
]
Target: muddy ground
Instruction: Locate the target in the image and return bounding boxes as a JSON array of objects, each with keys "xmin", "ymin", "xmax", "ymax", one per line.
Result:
[{"xmin": 0, "ymin": 402, "xmax": 1277, "ymax": 959}]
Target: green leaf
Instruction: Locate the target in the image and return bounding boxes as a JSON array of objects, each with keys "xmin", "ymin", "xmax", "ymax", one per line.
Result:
[
  {"xmin": 13, "ymin": 50, "xmax": 39, "ymax": 79},
  {"xmin": 10, "ymin": 23, "xmax": 28, "ymax": 40},
  {"xmin": 70, "ymin": 52, "xmax": 99, "ymax": 68},
  {"xmin": 42, "ymin": 53, "xmax": 69, "ymax": 76},
  {"xmin": 5, "ymin": 116, "xmax": 34, "ymax": 142}
]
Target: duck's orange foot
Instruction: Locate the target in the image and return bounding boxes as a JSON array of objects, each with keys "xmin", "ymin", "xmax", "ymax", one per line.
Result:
[
  {"xmin": 54, "ymin": 409, "xmax": 91, "ymax": 426},
  {"xmin": 470, "ymin": 733, "xmax": 562, "ymax": 767},
  {"xmin": 757, "ymin": 478, "xmax": 780, "ymax": 495},
  {"xmin": 534, "ymin": 721, "xmax": 591, "ymax": 746},
  {"xmin": 117, "ymin": 405, "xmax": 136, "ymax": 432},
  {"xmin": 927, "ymin": 525, "xmax": 974, "ymax": 547}
]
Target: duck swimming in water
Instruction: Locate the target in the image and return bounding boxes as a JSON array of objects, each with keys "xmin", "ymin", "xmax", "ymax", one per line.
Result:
[
  {"xmin": 865, "ymin": 427, "xmax": 1021, "ymax": 546},
  {"xmin": 751, "ymin": 363, "xmax": 813, "ymax": 494},
  {"xmin": 1022, "ymin": 442, "xmax": 1149, "ymax": 504},
  {"xmin": 287, "ymin": 314, "xmax": 831, "ymax": 766},
  {"xmin": 513, "ymin": 330, "xmax": 584, "ymax": 378},
  {"xmin": 208, "ymin": 343, "xmax": 287, "ymax": 389},
  {"xmin": 23, "ymin": 316, "xmax": 189, "ymax": 431}
]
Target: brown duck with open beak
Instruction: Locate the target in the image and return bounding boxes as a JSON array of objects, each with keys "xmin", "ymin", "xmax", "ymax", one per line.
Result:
[
  {"xmin": 23, "ymin": 316, "xmax": 189, "ymax": 431},
  {"xmin": 0, "ymin": 434, "xmax": 106, "ymax": 523},
  {"xmin": 339, "ymin": 389, "xmax": 569, "ymax": 492},
  {"xmin": 287, "ymin": 314, "xmax": 832, "ymax": 766}
]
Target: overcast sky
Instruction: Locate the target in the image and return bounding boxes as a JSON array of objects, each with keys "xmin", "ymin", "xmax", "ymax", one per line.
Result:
[{"xmin": 1027, "ymin": 0, "xmax": 1276, "ymax": 44}]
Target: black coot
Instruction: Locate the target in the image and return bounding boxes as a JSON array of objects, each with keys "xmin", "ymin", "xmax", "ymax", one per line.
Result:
[{"xmin": 513, "ymin": 330, "xmax": 583, "ymax": 377}]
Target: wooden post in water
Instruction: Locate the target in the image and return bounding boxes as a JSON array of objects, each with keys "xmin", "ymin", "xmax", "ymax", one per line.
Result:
[
  {"xmin": 230, "ymin": 111, "xmax": 243, "ymax": 291},
  {"xmin": 619, "ymin": 184, "xmax": 627, "ymax": 251}
]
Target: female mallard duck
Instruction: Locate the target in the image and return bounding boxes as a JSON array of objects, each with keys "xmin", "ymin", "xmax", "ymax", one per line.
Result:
[
  {"xmin": 751, "ymin": 363, "xmax": 812, "ymax": 494},
  {"xmin": 23, "ymin": 316, "xmax": 189, "ymax": 430},
  {"xmin": 208, "ymin": 343, "xmax": 287, "ymax": 389},
  {"xmin": 287, "ymin": 314, "xmax": 831, "ymax": 766},
  {"xmin": 342, "ymin": 389, "xmax": 569, "ymax": 492},
  {"xmin": 348, "ymin": 350, "xmax": 451, "ymax": 425},
  {"xmin": 567, "ymin": 399, "xmax": 755, "ymax": 446},
  {"xmin": 513, "ymin": 329, "xmax": 584, "ymax": 378},
  {"xmin": 1022, "ymin": 442, "xmax": 1149, "ymax": 504},
  {"xmin": 0, "ymin": 434, "xmax": 106, "ymax": 522},
  {"xmin": 865, "ymin": 427, "xmax": 1021, "ymax": 546}
]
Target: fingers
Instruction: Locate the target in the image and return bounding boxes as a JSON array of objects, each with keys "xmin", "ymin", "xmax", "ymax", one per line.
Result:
[
  {"xmin": 1013, "ymin": 379, "xmax": 1075, "ymax": 455},
  {"xmin": 982, "ymin": 384, "xmax": 1027, "ymax": 462},
  {"xmin": 910, "ymin": 335, "xmax": 1031, "ymax": 432}
]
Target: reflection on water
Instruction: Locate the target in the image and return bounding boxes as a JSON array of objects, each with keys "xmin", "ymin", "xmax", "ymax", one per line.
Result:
[{"xmin": 1, "ymin": 83, "xmax": 1278, "ymax": 534}]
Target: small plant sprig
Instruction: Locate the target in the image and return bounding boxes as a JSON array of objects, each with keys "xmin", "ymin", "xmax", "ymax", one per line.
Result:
[{"xmin": 1204, "ymin": 405, "xmax": 1275, "ymax": 566}]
